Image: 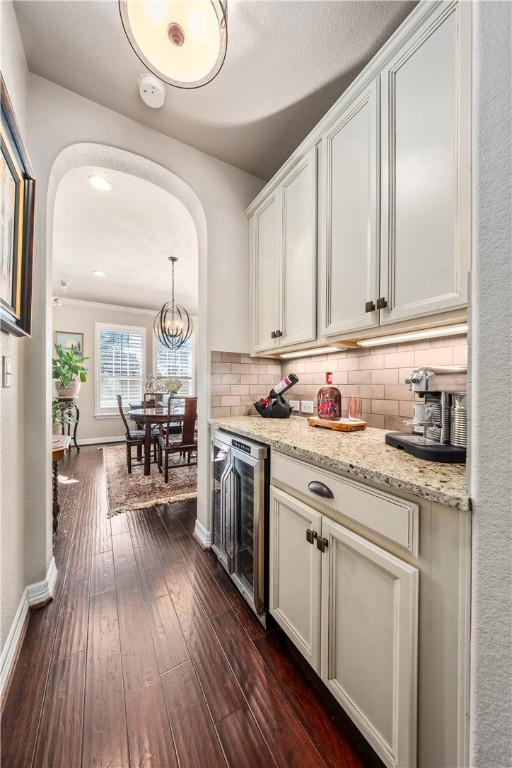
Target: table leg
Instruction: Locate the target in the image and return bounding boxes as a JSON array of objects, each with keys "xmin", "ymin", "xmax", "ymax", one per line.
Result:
[
  {"xmin": 73, "ymin": 403, "xmax": 80, "ymax": 452},
  {"xmin": 144, "ymin": 422, "xmax": 151, "ymax": 475},
  {"xmin": 52, "ymin": 461, "xmax": 60, "ymax": 533}
]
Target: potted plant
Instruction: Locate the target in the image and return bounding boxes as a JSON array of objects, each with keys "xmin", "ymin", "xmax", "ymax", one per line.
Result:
[
  {"xmin": 52, "ymin": 398, "xmax": 77, "ymax": 435},
  {"xmin": 52, "ymin": 344, "xmax": 88, "ymax": 398},
  {"xmin": 165, "ymin": 377, "xmax": 183, "ymax": 396}
]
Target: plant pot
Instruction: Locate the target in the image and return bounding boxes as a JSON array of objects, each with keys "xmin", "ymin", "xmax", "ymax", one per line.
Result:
[{"xmin": 55, "ymin": 379, "xmax": 81, "ymax": 399}]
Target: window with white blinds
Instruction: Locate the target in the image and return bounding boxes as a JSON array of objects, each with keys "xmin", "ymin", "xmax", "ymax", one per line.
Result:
[
  {"xmin": 154, "ymin": 337, "xmax": 194, "ymax": 395},
  {"xmin": 95, "ymin": 323, "xmax": 146, "ymax": 416}
]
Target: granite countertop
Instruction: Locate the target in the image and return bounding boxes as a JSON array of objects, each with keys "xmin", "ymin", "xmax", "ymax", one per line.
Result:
[{"xmin": 209, "ymin": 416, "xmax": 470, "ymax": 511}]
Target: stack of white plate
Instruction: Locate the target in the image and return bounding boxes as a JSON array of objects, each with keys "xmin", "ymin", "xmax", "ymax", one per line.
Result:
[{"xmin": 450, "ymin": 397, "xmax": 467, "ymax": 448}]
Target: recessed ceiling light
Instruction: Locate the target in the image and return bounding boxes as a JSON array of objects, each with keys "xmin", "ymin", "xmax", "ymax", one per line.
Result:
[
  {"xmin": 93, "ymin": 270, "xmax": 107, "ymax": 277},
  {"xmin": 88, "ymin": 175, "xmax": 112, "ymax": 192}
]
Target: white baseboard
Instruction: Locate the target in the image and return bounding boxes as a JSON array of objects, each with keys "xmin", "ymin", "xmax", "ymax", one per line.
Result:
[
  {"xmin": 0, "ymin": 557, "xmax": 58, "ymax": 699},
  {"xmin": 78, "ymin": 436, "xmax": 124, "ymax": 446},
  {"xmin": 193, "ymin": 519, "xmax": 212, "ymax": 549}
]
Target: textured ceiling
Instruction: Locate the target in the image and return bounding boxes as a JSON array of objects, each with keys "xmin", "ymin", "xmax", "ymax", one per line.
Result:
[
  {"xmin": 15, "ymin": 0, "xmax": 415, "ymax": 179},
  {"xmin": 53, "ymin": 166, "xmax": 198, "ymax": 311}
]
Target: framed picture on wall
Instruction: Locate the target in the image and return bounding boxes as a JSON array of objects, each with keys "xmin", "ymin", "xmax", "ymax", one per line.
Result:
[
  {"xmin": 0, "ymin": 75, "xmax": 35, "ymax": 337},
  {"xmin": 55, "ymin": 331, "xmax": 84, "ymax": 355}
]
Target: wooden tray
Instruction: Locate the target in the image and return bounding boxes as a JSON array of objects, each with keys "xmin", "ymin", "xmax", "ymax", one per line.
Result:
[{"xmin": 307, "ymin": 416, "xmax": 367, "ymax": 432}]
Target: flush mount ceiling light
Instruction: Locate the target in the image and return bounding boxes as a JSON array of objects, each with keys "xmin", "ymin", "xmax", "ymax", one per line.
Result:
[
  {"xmin": 119, "ymin": 0, "xmax": 227, "ymax": 89},
  {"xmin": 93, "ymin": 270, "xmax": 107, "ymax": 277},
  {"xmin": 88, "ymin": 175, "xmax": 112, "ymax": 192},
  {"xmin": 154, "ymin": 256, "xmax": 193, "ymax": 350}
]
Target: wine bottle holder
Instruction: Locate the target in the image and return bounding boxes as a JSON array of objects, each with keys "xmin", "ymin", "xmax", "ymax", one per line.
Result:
[{"xmin": 254, "ymin": 394, "xmax": 293, "ymax": 419}]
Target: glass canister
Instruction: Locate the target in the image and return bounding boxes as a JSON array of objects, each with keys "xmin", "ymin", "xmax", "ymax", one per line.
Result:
[{"xmin": 317, "ymin": 385, "xmax": 341, "ymax": 420}]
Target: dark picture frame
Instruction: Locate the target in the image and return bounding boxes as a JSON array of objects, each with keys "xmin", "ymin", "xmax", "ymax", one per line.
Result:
[{"xmin": 1, "ymin": 74, "xmax": 35, "ymax": 337}]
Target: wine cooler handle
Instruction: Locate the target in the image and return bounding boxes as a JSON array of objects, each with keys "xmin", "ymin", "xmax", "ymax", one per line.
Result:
[{"xmin": 308, "ymin": 480, "xmax": 334, "ymax": 499}]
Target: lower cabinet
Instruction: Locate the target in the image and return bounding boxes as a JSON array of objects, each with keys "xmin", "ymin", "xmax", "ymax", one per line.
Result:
[{"xmin": 269, "ymin": 486, "xmax": 419, "ymax": 768}]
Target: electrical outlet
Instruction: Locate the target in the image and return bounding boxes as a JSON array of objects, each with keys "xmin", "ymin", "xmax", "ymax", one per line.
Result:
[
  {"xmin": 288, "ymin": 400, "xmax": 300, "ymax": 412},
  {"xmin": 301, "ymin": 400, "xmax": 314, "ymax": 414}
]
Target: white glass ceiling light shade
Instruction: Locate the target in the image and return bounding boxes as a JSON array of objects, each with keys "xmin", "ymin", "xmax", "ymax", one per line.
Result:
[{"xmin": 119, "ymin": 0, "xmax": 227, "ymax": 89}]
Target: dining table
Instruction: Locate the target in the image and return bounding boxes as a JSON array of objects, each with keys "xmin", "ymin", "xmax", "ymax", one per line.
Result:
[{"xmin": 129, "ymin": 407, "xmax": 184, "ymax": 476}]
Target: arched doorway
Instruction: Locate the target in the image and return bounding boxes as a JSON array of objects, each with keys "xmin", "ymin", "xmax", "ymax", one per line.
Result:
[{"xmin": 47, "ymin": 143, "xmax": 210, "ymax": 549}]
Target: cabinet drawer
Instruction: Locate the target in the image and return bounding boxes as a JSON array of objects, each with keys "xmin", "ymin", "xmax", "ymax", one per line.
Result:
[{"xmin": 271, "ymin": 452, "xmax": 418, "ymax": 556}]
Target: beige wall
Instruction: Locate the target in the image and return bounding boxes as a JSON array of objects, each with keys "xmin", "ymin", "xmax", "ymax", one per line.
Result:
[
  {"xmin": 0, "ymin": 1, "xmax": 30, "ymax": 652},
  {"xmin": 210, "ymin": 335, "xmax": 468, "ymax": 427},
  {"xmin": 52, "ymin": 300, "xmax": 197, "ymax": 442}
]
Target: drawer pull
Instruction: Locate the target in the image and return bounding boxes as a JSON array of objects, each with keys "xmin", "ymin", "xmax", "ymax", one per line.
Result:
[
  {"xmin": 306, "ymin": 529, "xmax": 317, "ymax": 545},
  {"xmin": 308, "ymin": 480, "xmax": 334, "ymax": 499},
  {"xmin": 317, "ymin": 536, "xmax": 329, "ymax": 552}
]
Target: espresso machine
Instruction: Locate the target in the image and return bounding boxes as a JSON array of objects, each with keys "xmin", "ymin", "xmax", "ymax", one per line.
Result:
[{"xmin": 385, "ymin": 365, "xmax": 468, "ymax": 462}]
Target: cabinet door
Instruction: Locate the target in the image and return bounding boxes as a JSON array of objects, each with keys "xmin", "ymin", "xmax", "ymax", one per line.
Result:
[
  {"xmin": 279, "ymin": 148, "xmax": 317, "ymax": 347},
  {"xmin": 250, "ymin": 192, "xmax": 280, "ymax": 353},
  {"xmin": 320, "ymin": 80, "xmax": 380, "ymax": 337},
  {"xmin": 321, "ymin": 518, "xmax": 418, "ymax": 768},
  {"xmin": 269, "ymin": 487, "xmax": 322, "ymax": 672},
  {"xmin": 380, "ymin": 2, "xmax": 471, "ymax": 324}
]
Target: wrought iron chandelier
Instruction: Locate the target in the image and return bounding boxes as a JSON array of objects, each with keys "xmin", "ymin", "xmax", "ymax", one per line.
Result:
[{"xmin": 154, "ymin": 256, "xmax": 193, "ymax": 351}]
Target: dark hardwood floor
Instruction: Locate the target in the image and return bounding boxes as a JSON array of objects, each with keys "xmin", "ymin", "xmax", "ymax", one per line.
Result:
[{"xmin": 1, "ymin": 446, "xmax": 382, "ymax": 768}]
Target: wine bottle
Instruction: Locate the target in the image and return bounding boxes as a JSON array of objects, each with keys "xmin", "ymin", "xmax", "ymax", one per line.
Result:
[{"xmin": 269, "ymin": 373, "xmax": 299, "ymax": 398}]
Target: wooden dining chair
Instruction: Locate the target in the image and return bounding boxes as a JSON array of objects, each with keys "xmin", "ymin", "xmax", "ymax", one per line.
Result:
[
  {"xmin": 117, "ymin": 395, "xmax": 158, "ymax": 473},
  {"xmin": 158, "ymin": 397, "xmax": 197, "ymax": 483}
]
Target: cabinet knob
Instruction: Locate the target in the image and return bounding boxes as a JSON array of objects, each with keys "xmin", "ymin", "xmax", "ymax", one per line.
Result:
[
  {"xmin": 271, "ymin": 331, "xmax": 276, "ymax": 339},
  {"xmin": 317, "ymin": 536, "xmax": 329, "ymax": 553},
  {"xmin": 306, "ymin": 529, "xmax": 317, "ymax": 545},
  {"xmin": 307, "ymin": 480, "xmax": 334, "ymax": 499},
  {"xmin": 275, "ymin": 330, "xmax": 283, "ymax": 338},
  {"xmin": 376, "ymin": 297, "xmax": 388, "ymax": 310},
  {"xmin": 365, "ymin": 300, "xmax": 376, "ymax": 313}
]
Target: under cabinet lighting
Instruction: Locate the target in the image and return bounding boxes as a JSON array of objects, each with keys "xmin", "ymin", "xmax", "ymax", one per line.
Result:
[
  {"xmin": 280, "ymin": 346, "xmax": 341, "ymax": 359},
  {"xmin": 357, "ymin": 323, "xmax": 468, "ymax": 348}
]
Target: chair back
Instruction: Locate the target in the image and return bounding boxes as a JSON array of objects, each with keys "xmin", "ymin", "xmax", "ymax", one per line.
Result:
[
  {"xmin": 117, "ymin": 395, "xmax": 132, "ymax": 438},
  {"xmin": 181, "ymin": 397, "xmax": 197, "ymax": 447},
  {"xmin": 144, "ymin": 392, "xmax": 165, "ymax": 408}
]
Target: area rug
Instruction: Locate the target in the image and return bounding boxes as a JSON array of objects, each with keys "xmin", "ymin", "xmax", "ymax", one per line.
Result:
[{"xmin": 103, "ymin": 444, "xmax": 197, "ymax": 518}]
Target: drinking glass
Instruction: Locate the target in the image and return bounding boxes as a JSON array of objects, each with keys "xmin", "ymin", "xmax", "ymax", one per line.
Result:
[{"xmin": 348, "ymin": 396, "xmax": 363, "ymax": 421}]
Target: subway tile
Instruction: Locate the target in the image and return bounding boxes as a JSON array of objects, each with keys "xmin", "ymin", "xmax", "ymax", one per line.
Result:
[
  {"xmin": 210, "ymin": 407, "xmax": 232, "ymax": 417},
  {"xmin": 364, "ymin": 413, "xmax": 385, "ymax": 429},
  {"xmin": 250, "ymin": 384, "xmax": 264, "ymax": 395},
  {"xmin": 370, "ymin": 343, "xmax": 396, "ymax": 355},
  {"xmin": 221, "ymin": 395, "xmax": 241, "ymax": 406},
  {"xmin": 230, "ymin": 363, "xmax": 251, "ymax": 373},
  {"xmin": 211, "ymin": 396, "xmax": 221, "ymax": 407},
  {"xmin": 211, "ymin": 362, "xmax": 231, "ymax": 374},
  {"xmin": 399, "ymin": 367, "xmax": 413, "ymax": 384},
  {"xmin": 210, "ymin": 373, "xmax": 224, "ymax": 385},
  {"xmin": 241, "ymin": 374, "xmax": 259, "ymax": 384},
  {"xmin": 211, "ymin": 384, "xmax": 231, "ymax": 396},
  {"xmin": 332, "ymin": 371, "xmax": 348, "ymax": 385},
  {"xmin": 384, "ymin": 351, "xmax": 415, "ymax": 368},
  {"xmin": 335, "ymin": 357, "xmax": 357, "ymax": 371},
  {"xmin": 266, "ymin": 364, "xmax": 282, "ymax": 375},
  {"xmin": 211, "ymin": 351, "xmax": 222, "ymax": 362},
  {"xmin": 371, "ymin": 368, "xmax": 399, "ymax": 384},
  {"xmin": 384, "ymin": 384, "xmax": 414, "ymax": 401},
  {"xmin": 231, "ymin": 385, "xmax": 250, "ymax": 395},
  {"xmin": 258, "ymin": 374, "xmax": 275, "ymax": 385},
  {"xmin": 384, "ymin": 414, "xmax": 407, "ymax": 431},
  {"xmin": 221, "ymin": 373, "xmax": 241, "ymax": 384},
  {"xmin": 340, "ymin": 385, "xmax": 361, "ymax": 397},
  {"xmin": 231, "ymin": 405, "xmax": 252, "ymax": 416},
  {"xmin": 359, "ymin": 384, "xmax": 385, "ymax": 399},
  {"xmin": 346, "ymin": 347, "xmax": 370, "ymax": 358},
  {"xmin": 452, "ymin": 346, "xmax": 468, "ymax": 365},
  {"xmin": 430, "ymin": 334, "xmax": 466, "ymax": 348},
  {"xmin": 250, "ymin": 364, "xmax": 265, "ymax": 374},
  {"xmin": 358, "ymin": 354, "xmax": 385, "ymax": 370},
  {"xmin": 221, "ymin": 352, "xmax": 242, "ymax": 362},
  {"xmin": 414, "ymin": 347, "xmax": 453, "ymax": 366},
  {"xmin": 372, "ymin": 399, "xmax": 399, "ymax": 415},
  {"xmin": 399, "ymin": 401, "xmax": 414, "ymax": 417},
  {"xmin": 348, "ymin": 370, "xmax": 372, "ymax": 384}
]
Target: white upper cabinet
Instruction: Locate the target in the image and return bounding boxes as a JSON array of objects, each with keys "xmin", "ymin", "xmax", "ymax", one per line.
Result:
[
  {"xmin": 250, "ymin": 149, "xmax": 317, "ymax": 353},
  {"xmin": 320, "ymin": 80, "xmax": 380, "ymax": 336},
  {"xmin": 280, "ymin": 149, "xmax": 317, "ymax": 347},
  {"xmin": 250, "ymin": 191, "xmax": 280, "ymax": 353},
  {"xmin": 379, "ymin": 1, "xmax": 471, "ymax": 324}
]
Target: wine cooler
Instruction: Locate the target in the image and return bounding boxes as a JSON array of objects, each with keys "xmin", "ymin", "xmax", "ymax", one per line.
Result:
[{"xmin": 211, "ymin": 429, "xmax": 268, "ymax": 620}]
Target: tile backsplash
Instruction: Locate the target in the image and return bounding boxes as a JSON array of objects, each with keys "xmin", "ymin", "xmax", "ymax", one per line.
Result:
[{"xmin": 210, "ymin": 334, "xmax": 468, "ymax": 429}]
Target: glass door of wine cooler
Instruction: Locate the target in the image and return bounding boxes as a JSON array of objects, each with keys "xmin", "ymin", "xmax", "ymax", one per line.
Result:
[
  {"xmin": 231, "ymin": 448, "xmax": 265, "ymax": 615},
  {"xmin": 211, "ymin": 439, "xmax": 232, "ymax": 570}
]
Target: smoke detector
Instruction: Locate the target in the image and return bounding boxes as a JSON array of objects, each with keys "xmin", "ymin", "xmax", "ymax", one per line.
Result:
[{"xmin": 138, "ymin": 74, "xmax": 165, "ymax": 109}]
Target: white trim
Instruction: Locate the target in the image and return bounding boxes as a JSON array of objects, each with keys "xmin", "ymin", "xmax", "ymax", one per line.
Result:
[
  {"xmin": 0, "ymin": 557, "xmax": 58, "ymax": 698},
  {"xmin": 57, "ymin": 296, "xmax": 157, "ymax": 315},
  {"xmin": 193, "ymin": 518, "xmax": 212, "ymax": 549},
  {"xmin": 95, "ymin": 321, "xmax": 147, "ymax": 416},
  {"xmin": 78, "ymin": 436, "xmax": 124, "ymax": 446}
]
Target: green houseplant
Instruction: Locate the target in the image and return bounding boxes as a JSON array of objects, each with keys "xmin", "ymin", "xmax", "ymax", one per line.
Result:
[
  {"xmin": 52, "ymin": 344, "xmax": 89, "ymax": 399},
  {"xmin": 52, "ymin": 398, "xmax": 77, "ymax": 435}
]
